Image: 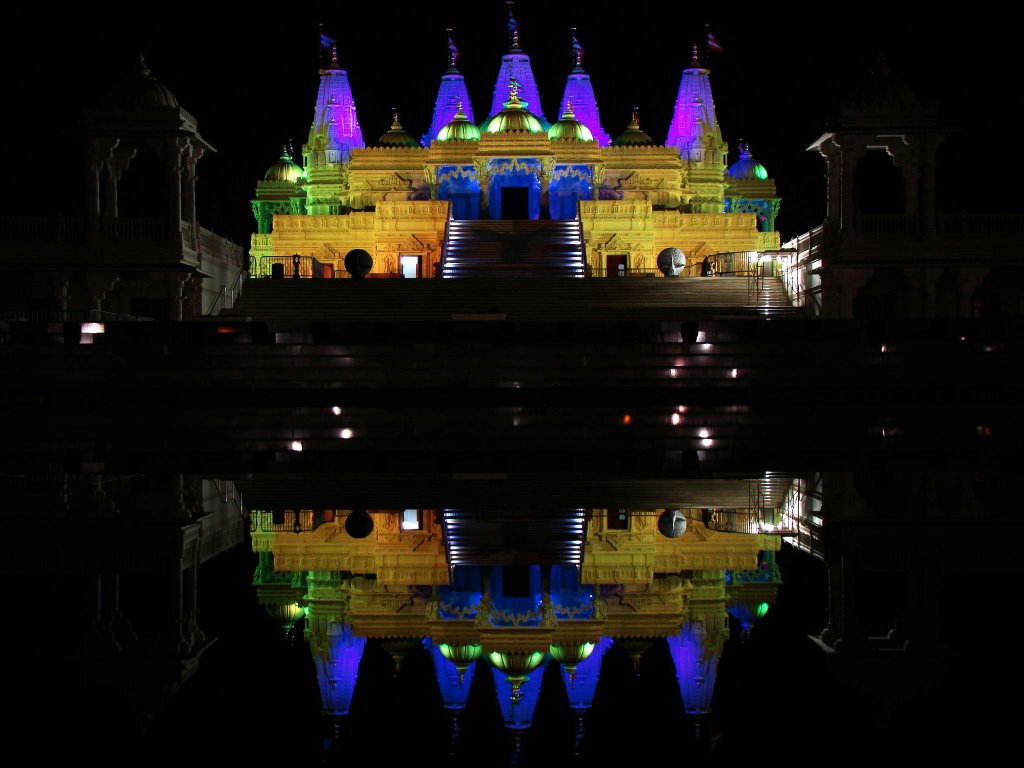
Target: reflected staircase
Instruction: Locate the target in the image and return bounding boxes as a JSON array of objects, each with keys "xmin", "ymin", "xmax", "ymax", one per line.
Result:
[{"xmin": 442, "ymin": 219, "xmax": 585, "ymax": 278}]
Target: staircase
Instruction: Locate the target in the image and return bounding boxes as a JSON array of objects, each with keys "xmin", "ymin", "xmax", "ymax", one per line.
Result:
[{"xmin": 442, "ymin": 219, "xmax": 585, "ymax": 278}]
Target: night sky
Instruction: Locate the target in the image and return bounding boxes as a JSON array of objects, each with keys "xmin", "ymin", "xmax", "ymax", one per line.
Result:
[{"xmin": 6, "ymin": 3, "xmax": 1015, "ymax": 243}]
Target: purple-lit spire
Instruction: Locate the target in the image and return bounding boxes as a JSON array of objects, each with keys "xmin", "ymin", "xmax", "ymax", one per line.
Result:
[
  {"xmin": 665, "ymin": 45, "xmax": 719, "ymax": 160},
  {"xmin": 309, "ymin": 43, "xmax": 364, "ymax": 162},
  {"xmin": 425, "ymin": 28, "xmax": 475, "ymax": 145},
  {"xmin": 558, "ymin": 28, "xmax": 610, "ymax": 146}
]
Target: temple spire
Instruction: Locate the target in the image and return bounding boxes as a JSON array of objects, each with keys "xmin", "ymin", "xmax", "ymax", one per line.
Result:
[
  {"xmin": 666, "ymin": 47, "xmax": 720, "ymax": 159},
  {"xmin": 489, "ymin": 6, "xmax": 547, "ymax": 124},
  {"xmin": 306, "ymin": 41, "xmax": 365, "ymax": 162},
  {"xmin": 558, "ymin": 28, "xmax": 609, "ymax": 145},
  {"xmin": 424, "ymin": 27, "xmax": 476, "ymax": 144}
]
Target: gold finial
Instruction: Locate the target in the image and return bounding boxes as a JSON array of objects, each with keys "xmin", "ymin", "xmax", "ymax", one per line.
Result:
[
  {"xmin": 691, "ymin": 43, "xmax": 700, "ymax": 67},
  {"xmin": 562, "ymin": 99, "xmax": 575, "ymax": 119},
  {"xmin": 631, "ymin": 106, "xmax": 640, "ymax": 127},
  {"xmin": 571, "ymin": 28, "xmax": 584, "ymax": 70},
  {"xmin": 446, "ymin": 28, "xmax": 459, "ymax": 70},
  {"xmin": 507, "ymin": 1, "xmax": 520, "ymax": 51},
  {"xmin": 331, "ymin": 43, "xmax": 340, "ymax": 69}
]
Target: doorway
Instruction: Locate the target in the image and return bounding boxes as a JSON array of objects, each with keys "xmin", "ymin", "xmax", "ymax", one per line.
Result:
[
  {"xmin": 606, "ymin": 254, "xmax": 628, "ymax": 277},
  {"xmin": 400, "ymin": 254, "xmax": 421, "ymax": 279},
  {"xmin": 501, "ymin": 187, "xmax": 529, "ymax": 220}
]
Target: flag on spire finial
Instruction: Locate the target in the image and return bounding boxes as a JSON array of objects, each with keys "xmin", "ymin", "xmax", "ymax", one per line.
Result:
[
  {"xmin": 570, "ymin": 28, "xmax": 584, "ymax": 70},
  {"xmin": 706, "ymin": 26, "xmax": 723, "ymax": 53},
  {"xmin": 507, "ymin": 1, "xmax": 520, "ymax": 51},
  {"xmin": 446, "ymin": 28, "xmax": 459, "ymax": 70},
  {"xmin": 319, "ymin": 24, "xmax": 336, "ymax": 51}
]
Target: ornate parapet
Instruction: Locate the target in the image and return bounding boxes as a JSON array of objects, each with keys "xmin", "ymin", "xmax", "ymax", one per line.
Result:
[{"xmin": 654, "ymin": 523, "xmax": 765, "ymax": 573}]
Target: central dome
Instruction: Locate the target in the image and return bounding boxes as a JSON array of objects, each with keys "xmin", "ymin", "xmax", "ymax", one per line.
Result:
[{"xmin": 481, "ymin": 79, "xmax": 545, "ymax": 135}]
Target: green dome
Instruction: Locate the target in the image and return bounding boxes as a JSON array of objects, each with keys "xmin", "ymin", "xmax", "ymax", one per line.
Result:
[
  {"xmin": 547, "ymin": 103, "xmax": 594, "ymax": 142},
  {"xmin": 727, "ymin": 143, "xmax": 768, "ymax": 180},
  {"xmin": 264, "ymin": 149, "xmax": 304, "ymax": 182},
  {"xmin": 377, "ymin": 110, "xmax": 420, "ymax": 148},
  {"xmin": 437, "ymin": 103, "xmax": 481, "ymax": 142},
  {"xmin": 481, "ymin": 81, "xmax": 545, "ymax": 135},
  {"xmin": 612, "ymin": 111, "xmax": 654, "ymax": 147}
]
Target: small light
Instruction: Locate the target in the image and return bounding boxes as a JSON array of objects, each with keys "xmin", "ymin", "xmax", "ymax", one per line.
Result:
[
  {"xmin": 977, "ymin": 425, "xmax": 992, "ymax": 437},
  {"xmin": 880, "ymin": 344, "xmax": 887, "ymax": 353},
  {"xmin": 696, "ymin": 331, "xmax": 706, "ymax": 342},
  {"xmin": 702, "ymin": 343, "xmax": 712, "ymax": 351},
  {"xmin": 730, "ymin": 368, "xmax": 738, "ymax": 378},
  {"xmin": 669, "ymin": 368, "xmax": 678, "ymax": 377},
  {"xmin": 216, "ymin": 326, "xmax": 235, "ymax": 335},
  {"xmin": 622, "ymin": 414, "xmax": 631, "ymax": 425},
  {"xmin": 698, "ymin": 429, "xmax": 709, "ymax": 439},
  {"xmin": 82, "ymin": 322, "xmax": 105, "ymax": 334},
  {"xmin": 331, "ymin": 406, "xmax": 342, "ymax": 415},
  {"xmin": 959, "ymin": 335, "xmax": 966, "ymax": 342},
  {"xmin": 290, "ymin": 440, "xmax": 303, "ymax": 452},
  {"xmin": 677, "ymin": 405, "xmax": 686, "ymax": 413},
  {"xmin": 671, "ymin": 413, "xmax": 681, "ymax": 425},
  {"xmin": 701, "ymin": 438, "xmax": 713, "ymax": 448},
  {"xmin": 340, "ymin": 428, "xmax": 353, "ymax": 439}
]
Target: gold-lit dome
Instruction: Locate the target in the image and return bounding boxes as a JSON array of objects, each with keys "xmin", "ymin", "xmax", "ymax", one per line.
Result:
[
  {"xmin": 612, "ymin": 110, "xmax": 654, "ymax": 147},
  {"xmin": 377, "ymin": 109, "xmax": 420, "ymax": 148},
  {"xmin": 264, "ymin": 148, "xmax": 304, "ymax": 182},
  {"xmin": 437, "ymin": 102, "xmax": 481, "ymax": 142},
  {"xmin": 481, "ymin": 79, "xmax": 545, "ymax": 135},
  {"xmin": 547, "ymin": 102, "xmax": 594, "ymax": 142}
]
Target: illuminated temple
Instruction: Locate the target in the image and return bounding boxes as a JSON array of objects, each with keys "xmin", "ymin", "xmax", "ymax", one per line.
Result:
[{"xmin": 250, "ymin": 6, "xmax": 781, "ymax": 279}]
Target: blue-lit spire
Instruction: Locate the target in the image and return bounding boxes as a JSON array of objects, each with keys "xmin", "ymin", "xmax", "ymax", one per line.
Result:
[
  {"xmin": 488, "ymin": 3, "xmax": 548, "ymax": 125},
  {"xmin": 424, "ymin": 28, "xmax": 475, "ymax": 145},
  {"xmin": 558, "ymin": 28, "xmax": 610, "ymax": 146}
]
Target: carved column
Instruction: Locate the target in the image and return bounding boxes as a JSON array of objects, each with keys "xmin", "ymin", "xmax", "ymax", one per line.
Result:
[
  {"xmin": 183, "ymin": 145, "xmax": 203, "ymax": 252},
  {"xmin": 474, "ymin": 160, "xmax": 491, "ymax": 214},
  {"xmin": 165, "ymin": 138, "xmax": 186, "ymax": 240},
  {"xmin": 591, "ymin": 164, "xmax": 605, "ymax": 201},
  {"xmin": 424, "ymin": 165, "xmax": 439, "ymax": 201}
]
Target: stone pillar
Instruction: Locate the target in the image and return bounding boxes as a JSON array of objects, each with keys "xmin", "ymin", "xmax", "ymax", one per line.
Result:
[
  {"xmin": 591, "ymin": 164, "xmax": 605, "ymax": 201},
  {"xmin": 104, "ymin": 147, "xmax": 135, "ymax": 221},
  {"xmin": 183, "ymin": 145, "xmax": 202, "ymax": 252},
  {"xmin": 166, "ymin": 138, "xmax": 186, "ymax": 240},
  {"xmin": 921, "ymin": 135, "xmax": 939, "ymax": 238}
]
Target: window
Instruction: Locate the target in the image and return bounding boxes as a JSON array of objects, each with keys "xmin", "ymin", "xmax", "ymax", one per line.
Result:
[
  {"xmin": 607, "ymin": 509, "xmax": 629, "ymax": 529},
  {"xmin": 401, "ymin": 509, "xmax": 422, "ymax": 530}
]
